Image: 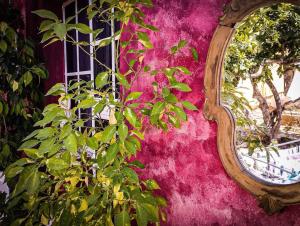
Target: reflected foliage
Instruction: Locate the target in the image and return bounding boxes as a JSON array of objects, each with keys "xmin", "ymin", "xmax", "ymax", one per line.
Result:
[{"xmin": 223, "ymin": 3, "xmax": 300, "ymax": 154}]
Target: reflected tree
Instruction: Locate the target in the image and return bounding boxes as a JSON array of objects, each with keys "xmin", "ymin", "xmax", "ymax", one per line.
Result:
[{"xmin": 223, "ymin": 3, "xmax": 300, "ymax": 152}]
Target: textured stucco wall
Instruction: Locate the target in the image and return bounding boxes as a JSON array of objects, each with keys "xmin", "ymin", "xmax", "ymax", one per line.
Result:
[{"xmin": 131, "ymin": 1, "xmax": 300, "ymax": 225}]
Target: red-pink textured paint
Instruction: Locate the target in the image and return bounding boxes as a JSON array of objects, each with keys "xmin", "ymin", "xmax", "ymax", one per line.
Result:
[{"xmin": 129, "ymin": 1, "xmax": 300, "ymax": 225}]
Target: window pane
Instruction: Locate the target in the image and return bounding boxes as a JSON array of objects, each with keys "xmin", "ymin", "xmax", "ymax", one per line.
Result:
[
  {"xmin": 78, "ymin": 0, "xmax": 91, "ymax": 71},
  {"xmin": 65, "ymin": 2, "xmax": 77, "ymax": 73},
  {"xmin": 67, "ymin": 75, "xmax": 78, "ymax": 109},
  {"xmin": 94, "ymin": 46, "xmax": 112, "ymax": 74},
  {"xmin": 79, "ymin": 74, "xmax": 93, "ymax": 128},
  {"xmin": 95, "ymin": 119, "xmax": 109, "ymax": 130},
  {"xmin": 92, "ymin": 2, "xmax": 111, "ymax": 40}
]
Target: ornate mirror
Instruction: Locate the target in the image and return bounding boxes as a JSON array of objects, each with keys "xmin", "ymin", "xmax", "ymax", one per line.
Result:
[{"xmin": 204, "ymin": 0, "xmax": 300, "ymax": 214}]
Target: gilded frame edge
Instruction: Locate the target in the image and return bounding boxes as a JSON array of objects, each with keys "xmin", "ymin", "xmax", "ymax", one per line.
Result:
[{"xmin": 204, "ymin": 0, "xmax": 300, "ymax": 214}]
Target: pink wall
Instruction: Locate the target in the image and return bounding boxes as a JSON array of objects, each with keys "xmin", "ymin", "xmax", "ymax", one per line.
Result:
[
  {"xmin": 14, "ymin": 0, "xmax": 300, "ymax": 225},
  {"xmin": 133, "ymin": 1, "xmax": 300, "ymax": 225}
]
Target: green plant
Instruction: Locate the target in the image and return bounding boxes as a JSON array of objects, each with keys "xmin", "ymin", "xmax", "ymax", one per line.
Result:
[
  {"xmin": 0, "ymin": 3, "xmax": 47, "ymax": 171},
  {"xmin": 2, "ymin": 0, "xmax": 198, "ymax": 225}
]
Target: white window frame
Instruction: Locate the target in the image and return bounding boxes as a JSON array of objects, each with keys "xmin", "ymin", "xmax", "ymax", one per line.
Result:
[{"xmin": 62, "ymin": 0, "xmax": 117, "ymax": 121}]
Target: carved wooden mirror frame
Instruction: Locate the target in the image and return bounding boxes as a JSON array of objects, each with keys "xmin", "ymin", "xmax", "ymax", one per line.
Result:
[{"xmin": 204, "ymin": 0, "xmax": 300, "ymax": 214}]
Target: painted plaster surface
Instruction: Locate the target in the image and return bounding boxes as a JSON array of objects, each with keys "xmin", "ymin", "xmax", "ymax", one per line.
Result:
[{"xmin": 131, "ymin": 1, "xmax": 300, "ymax": 225}]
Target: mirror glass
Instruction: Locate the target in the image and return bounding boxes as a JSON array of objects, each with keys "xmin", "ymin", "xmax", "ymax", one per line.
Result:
[{"xmin": 221, "ymin": 3, "xmax": 300, "ymax": 185}]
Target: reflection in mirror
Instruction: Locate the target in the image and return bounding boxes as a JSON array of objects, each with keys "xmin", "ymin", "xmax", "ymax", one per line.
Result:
[{"xmin": 222, "ymin": 3, "xmax": 300, "ymax": 185}]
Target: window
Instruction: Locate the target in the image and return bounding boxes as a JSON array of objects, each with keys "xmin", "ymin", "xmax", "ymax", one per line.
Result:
[{"xmin": 62, "ymin": 0, "xmax": 118, "ymax": 124}]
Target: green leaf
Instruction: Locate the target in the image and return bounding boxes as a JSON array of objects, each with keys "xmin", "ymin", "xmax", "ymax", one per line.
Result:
[
  {"xmin": 104, "ymin": 143, "xmax": 119, "ymax": 164},
  {"xmin": 38, "ymin": 138, "xmax": 56, "ymax": 155},
  {"xmin": 131, "ymin": 130, "xmax": 144, "ymax": 140},
  {"xmin": 46, "ymin": 83, "xmax": 65, "ymax": 96},
  {"xmin": 182, "ymin": 101, "xmax": 198, "ymax": 111},
  {"xmin": 23, "ymin": 149, "xmax": 41, "ymax": 159},
  {"xmin": 46, "ymin": 157, "xmax": 69, "ymax": 171},
  {"xmin": 39, "ymin": 19, "xmax": 54, "ymax": 32},
  {"xmin": 170, "ymin": 46, "xmax": 178, "ymax": 54},
  {"xmin": 10, "ymin": 158, "xmax": 34, "ymax": 167},
  {"xmin": 151, "ymin": 101, "xmax": 165, "ymax": 116},
  {"xmin": 19, "ymin": 139, "xmax": 40, "ymax": 150},
  {"xmin": 144, "ymin": 24, "xmax": 158, "ymax": 31},
  {"xmin": 136, "ymin": 201, "xmax": 159, "ymax": 226},
  {"xmin": 68, "ymin": 23, "xmax": 93, "ymax": 34},
  {"xmin": 127, "ymin": 136, "xmax": 141, "ymax": 150},
  {"xmin": 124, "ymin": 140, "xmax": 137, "ymax": 155},
  {"xmin": 11, "ymin": 169, "xmax": 28, "ymax": 197},
  {"xmin": 64, "ymin": 133, "xmax": 77, "ymax": 153},
  {"xmin": 118, "ymin": 123, "xmax": 128, "ymax": 142},
  {"xmin": 116, "ymin": 73, "xmax": 130, "ymax": 89},
  {"xmin": 53, "ymin": 23, "xmax": 67, "ymax": 40},
  {"xmin": 87, "ymin": 9, "xmax": 98, "ymax": 20},
  {"xmin": 178, "ymin": 40, "xmax": 187, "ymax": 49},
  {"xmin": 12, "ymin": 80, "xmax": 18, "ymax": 92},
  {"xmin": 125, "ymin": 92, "xmax": 142, "ymax": 102},
  {"xmin": 138, "ymin": 0, "xmax": 153, "ymax": 7},
  {"xmin": 27, "ymin": 170, "xmax": 40, "ymax": 194},
  {"xmin": 95, "ymin": 71, "xmax": 109, "ymax": 89},
  {"xmin": 124, "ymin": 107, "xmax": 140, "ymax": 128},
  {"xmin": 78, "ymin": 98, "xmax": 97, "ymax": 109},
  {"xmin": 162, "ymin": 88, "xmax": 170, "ymax": 98},
  {"xmin": 129, "ymin": 160, "xmax": 145, "ymax": 169},
  {"xmin": 97, "ymin": 37, "xmax": 112, "ymax": 47},
  {"xmin": 145, "ymin": 179, "xmax": 160, "ymax": 190},
  {"xmin": 101, "ymin": 125, "xmax": 116, "ymax": 143},
  {"xmin": 122, "ymin": 167, "xmax": 139, "ymax": 182},
  {"xmin": 137, "ymin": 31, "xmax": 153, "ymax": 49},
  {"xmin": 168, "ymin": 114, "xmax": 180, "ymax": 128},
  {"xmin": 164, "ymin": 93, "xmax": 178, "ymax": 104},
  {"xmin": 114, "ymin": 210, "xmax": 130, "ymax": 226},
  {"xmin": 190, "ymin": 47, "xmax": 198, "ymax": 62},
  {"xmin": 129, "ymin": 59, "xmax": 137, "ymax": 67},
  {"xmin": 176, "ymin": 66, "xmax": 191, "ymax": 75},
  {"xmin": 87, "ymin": 136, "xmax": 98, "ymax": 150},
  {"xmin": 156, "ymin": 196, "xmax": 167, "ymax": 207},
  {"xmin": 144, "ymin": 65, "xmax": 150, "ymax": 72},
  {"xmin": 59, "ymin": 124, "xmax": 72, "ymax": 140},
  {"xmin": 31, "ymin": 66, "xmax": 47, "ymax": 79},
  {"xmin": 0, "ymin": 40, "xmax": 7, "ymax": 53},
  {"xmin": 94, "ymin": 102, "xmax": 105, "ymax": 114},
  {"xmin": 5, "ymin": 166, "xmax": 24, "ymax": 179},
  {"xmin": 41, "ymin": 30, "xmax": 54, "ymax": 43},
  {"xmin": 36, "ymin": 127, "xmax": 55, "ymax": 140},
  {"xmin": 171, "ymin": 82, "xmax": 192, "ymax": 92},
  {"xmin": 33, "ymin": 10, "xmax": 59, "ymax": 21},
  {"xmin": 172, "ymin": 106, "xmax": 187, "ymax": 121}
]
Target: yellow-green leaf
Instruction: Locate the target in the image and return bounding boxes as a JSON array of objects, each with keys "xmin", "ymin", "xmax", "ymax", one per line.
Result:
[
  {"xmin": 101, "ymin": 125, "xmax": 116, "ymax": 143},
  {"xmin": 12, "ymin": 80, "xmax": 18, "ymax": 92},
  {"xmin": 95, "ymin": 71, "xmax": 109, "ymax": 89},
  {"xmin": 64, "ymin": 133, "xmax": 77, "ymax": 153},
  {"xmin": 78, "ymin": 199, "xmax": 88, "ymax": 212},
  {"xmin": 137, "ymin": 31, "xmax": 153, "ymax": 49}
]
